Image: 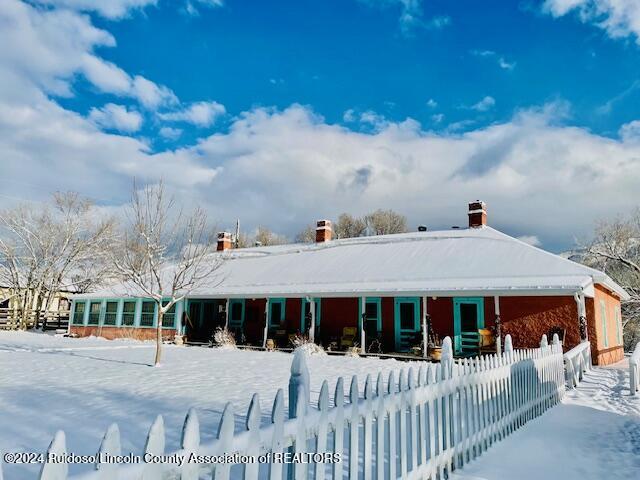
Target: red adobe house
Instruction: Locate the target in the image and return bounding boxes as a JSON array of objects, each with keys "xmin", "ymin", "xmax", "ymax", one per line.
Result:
[{"xmin": 70, "ymin": 202, "xmax": 628, "ymax": 365}]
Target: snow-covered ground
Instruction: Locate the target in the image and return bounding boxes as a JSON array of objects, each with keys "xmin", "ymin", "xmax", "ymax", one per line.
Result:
[
  {"xmin": 2, "ymin": 332, "xmax": 639, "ymax": 479},
  {"xmin": 0, "ymin": 331, "xmax": 410, "ymax": 479},
  {"xmin": 454, "ymin": 359, "xmax": 640, "ymax": 480}
]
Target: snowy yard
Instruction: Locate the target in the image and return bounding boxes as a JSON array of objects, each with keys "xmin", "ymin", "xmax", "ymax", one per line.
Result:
[
  {"xmin": 2, "ymin": 332, "xmax": 639, "ymax": 480},
  {"xmin": 454, "ymin": 360, "xmax": 640, "ymax": 480},
  {"xmin": 0, "ymin": 331, "xmax": 409, "ymax": 479}
]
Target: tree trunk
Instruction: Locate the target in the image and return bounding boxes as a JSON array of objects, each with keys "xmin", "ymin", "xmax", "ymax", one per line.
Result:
[{"xmin": 154, "ymin": 310, "xmax": 164, "ymax": 366}]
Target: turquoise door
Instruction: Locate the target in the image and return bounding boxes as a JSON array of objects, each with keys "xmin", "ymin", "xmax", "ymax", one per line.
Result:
[
  {"xmin": 453, "ymin": 297, "xmax": 484, "ymax": 355},
  {"xmin": 228, "ymin": 299, "xmax": 245, "ymax": 330},
  {"xmin": 394, "ymin": 297, "xmax": 420, "ymax": 351}
]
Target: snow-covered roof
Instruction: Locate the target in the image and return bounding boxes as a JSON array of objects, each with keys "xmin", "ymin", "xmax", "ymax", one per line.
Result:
[{"xmin": 75, "ymin": 226, "xmax": 629, "ymax": 300}]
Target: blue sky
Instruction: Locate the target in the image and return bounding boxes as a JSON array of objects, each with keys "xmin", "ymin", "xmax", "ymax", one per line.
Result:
[
  {"xmin": 64, "ymin": 0, "xmax": 640, "ymax": 145},
  {"xmin": 2, "ymin": 0, "xmax": 640, "ymax": 251}
]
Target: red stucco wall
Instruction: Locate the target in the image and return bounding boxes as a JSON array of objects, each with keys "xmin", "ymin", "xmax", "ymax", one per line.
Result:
[{"xmin": 70, "ymin": 326, "xmax": 176, "ymax": 341}]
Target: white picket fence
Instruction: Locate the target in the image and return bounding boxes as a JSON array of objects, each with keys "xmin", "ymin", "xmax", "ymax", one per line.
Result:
[
  {"xmin": 562, "ymin": 341, "xmax": 592, "ymax": 389},
  {"xmin": 6, "ymin": 334, "xmax": 566, "ymax": 480},
  {"xmin": 630, "ymin": 341, "xmax": 640, "ymax": 396}
]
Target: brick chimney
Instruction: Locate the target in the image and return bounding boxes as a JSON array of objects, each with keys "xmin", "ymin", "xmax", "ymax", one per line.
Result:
[
  {"xmin": 315, "ymin": 219, "xmax": 333, "ymax": 243},
  {"xmin": 468, "ymin": 200, "xmax": 487, "ymax": 228},
  {"xmin": 217, "ymin": 232, "xmax": 233, "ymax": 251}
]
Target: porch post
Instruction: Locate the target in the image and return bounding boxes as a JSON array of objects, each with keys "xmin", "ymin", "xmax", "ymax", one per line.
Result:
[
  {"xmin": 494, "ymin": 295, "xmax": 502, "ymax": 357},
  {"xmin": 360, "ymin": 296, "xmax": 366, "ymax": 352},
  {"xmin": 262, "ymin": 298, "xmax": 270, "ymax": 349},
  {"xmin": 224, "ymin": 298, "xmax": 229, "ymax": 329},
  {"xmin": 422, "ymin": 296, "xmax": 429, "ymax": 358},
  {"xmin": 308, "ymin": 297, "xmax": 316, "ymax": 343},
  {"xmin": 574, "ymin": 292, "xmax": 587, "ymax": 341}
]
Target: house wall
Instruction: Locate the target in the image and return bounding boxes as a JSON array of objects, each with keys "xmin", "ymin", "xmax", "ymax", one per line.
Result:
[
  {"xmin": 319, "ymin": 297, "xmax": 359, "ymax": 345},
  {"xmin": 589, "ymin": 284, "xmax": 624, "ymax": 365},
  {"xmin": 70, "ymin": 326, "xmax": 176, "ymax": 341}
]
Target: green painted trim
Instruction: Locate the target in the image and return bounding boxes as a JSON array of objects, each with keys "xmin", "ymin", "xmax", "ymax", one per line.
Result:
[
  {"xmin": 615, "ymin": 307, "xmax": 622, "ymax": 345},
  {"xmin": 453, "ymin": 297, "xmax": 485, "ymax": 354},
  {"xmin": 268, "ymin": 298, "xmax": 286, "ymax": 328},
  {"xmin": 358, "ymin": 297, "xmax": 382, "ymax": 335},
  {"xmin": 228, "ymin": 298, "xmax": 245, "ymax": 328},
  {"xmin": 301, "ymin": 298, "xmax": 321, "ymax": 332},
  {"xmin": 600, "ymin": 300, "xmax": 608, "ymax": 348},
  {"xmin": 394, "ymin": 297, "xmax": 420, "ymax": 351}
]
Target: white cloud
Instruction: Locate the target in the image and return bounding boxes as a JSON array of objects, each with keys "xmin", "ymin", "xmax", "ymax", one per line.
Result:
[
  {"xmin": 183, "ymin": 0, "xmax": 224, "ymax": 16},
  {"xmin": 159, "ymin": 101, "xmax": 225, "ymax": 127},
  {"xmin": 358, "ymin": 1, "xmax": 450, "ymax": 36},
  {"xmin": 619, "ymin": 120, "xmax": 640, "ymax": 143},
  {"xmin": 542, "ymin": 0, "xmax": 640, "ymax": 44},
  {"xmin": 471, "ymin": 49, "xmax": 516, "ymax": 71},
  {"xmin": 159, "ymin": 126, "xmax": 183, "ymax": 140},
  {"xmin": 426, "ymin": 98, "xmax": 438, "ymax": 108},
  {"xmin": 517, "ymin": 235, "xmax": 542, "ymax": 247},
  {"xmin": 470, "ymin": 96, "xmax": 496, "ymax": 112},
  {"xmin": 88, "ymin": 103, "xmax": 143, "ymax": 132},
  {"xmin": 343, "ymin": 109, "xmax": 357, "ymax": 122},
  {"xmin": 0, "ymin": 1, "xmax": 177, "ymax": 110},
  {"xmin": 431, "ymin": 113, "xmax": 444, "ymax": 124},
  {"xmin": 31, "ymin": 1, "xmax": 157, "ymax": 19}
]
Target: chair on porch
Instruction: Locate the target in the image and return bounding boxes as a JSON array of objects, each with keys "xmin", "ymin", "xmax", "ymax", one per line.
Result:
[
  {"xmin": 340, "ymin": 327, "xmax": 358, "ymax": 349},
  {"xmin": 478, "ymin": 328, "xmax": 496, "ymax": 355}
]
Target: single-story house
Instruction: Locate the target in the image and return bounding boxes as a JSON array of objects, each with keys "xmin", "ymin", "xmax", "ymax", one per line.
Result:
[{"xmin": 69, "ymin": 201, "xmax": 628, "ymax": 365}]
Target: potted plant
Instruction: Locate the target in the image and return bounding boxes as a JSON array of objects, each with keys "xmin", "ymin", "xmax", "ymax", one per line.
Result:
[{"xmin": 429, "ymin": 333, "xmax": 442, "ymax": 361}]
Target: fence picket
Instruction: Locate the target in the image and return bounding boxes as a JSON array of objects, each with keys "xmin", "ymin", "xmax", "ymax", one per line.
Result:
[
  {"xmin": 387, "ymin": 371, "xmax": 397, "ymax": 480},
  {"xmin": 96, "ymin": 423, "xmax": 120, "ymax": 479},
  {"xmin": 375, "ymin": 372, "xmax": 385, "ymax": 480},
  {"xmin": 348, "ymin": 376, "xmax": 359, "ymax": 480},
  {"xmin": 363, "ymin": 375, "xmax": 373, "ymax": 480},
  {"xmin": 142, "ymin": 415, "xmax": 165, "ymax": 480},
  {"xmin": 407, "ymin": 368, "xmax": 418, "ymax": 474},
  {"xmin": 332, "ymin": 378, "xmax": 345, "ymax": 480},
  {"xmin": 39, "ymin": 431, "xmax": 68, "ymax": 480},
  {"xmin": 269, "ymin": 389, "xmax": 285, "ymax": 480},
  {"xmin": 214, "ymin": 403, "xmax": 234, "ymax": 480},
  {"xmin": 244, "ymin": 394, "xmax": 261, "ymax": 480},
  {"xmin": 315, "ymin": 381, "xmax": 329, "ymax": 480},
  {"xmin": 180, "ymin": 408, "xmax": 200, "ymax": 480}
]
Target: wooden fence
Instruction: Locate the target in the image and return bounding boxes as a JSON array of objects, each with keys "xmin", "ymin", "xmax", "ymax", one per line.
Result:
[
  {"xmin": 562, "ymin": 341, "xmax": 592, "ymax": 389},
  {"xmin": 4, "ymin": 333, "xmax": 565, "ymax": 480},
  {"xmin": 0, "ymin": 308, "xmax": 70, "ymax": 331},
  {"xmin": 630, "ymin": 341, "xmax": 640, "ymax": 396}
]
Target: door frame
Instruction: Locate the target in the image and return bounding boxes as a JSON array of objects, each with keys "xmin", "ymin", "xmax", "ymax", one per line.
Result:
[
  {"xmin": 268, "ymin": 298, "xmax": 286, "ymax": 328},
  {"xmin": 301, "ymin": 298, "xmax": 321, "ymax": 333},
  {"xmin": 359, "ymin": 297, "xmax": 382, "ymax": 336},
  {"xmin": 453, "ymin": 297, "xmax": 485, "ymax": 354},
  {"xmin": 394, "ymin": 297, "xmax": 420, "ymax": 351},
  {"xmin": 228, "ymin": 298, "xmax": 245, "ymax": 329}
]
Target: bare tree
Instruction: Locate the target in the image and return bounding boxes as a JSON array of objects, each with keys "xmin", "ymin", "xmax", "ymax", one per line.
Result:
[
  {"xmin": 295, "ymin": 225, "xmax": 316, "ymax": 244},
  {"xmin": 334, "ymin": 213, "xmax": 367, "ymax": 239},
  {"xmin": 112, "ymin": 181, "xmax": 221, "ymax": 366},
  {"xmin": 364, "ymin": 209, "xmax": 408, "ymax": 235},
  {"xmin": 0, "ymin": 193, "xmax": 116, "ymax": 329},
  {"xmin": 581, "ymin": 209, "xmax": 640, "ymax": 350}
]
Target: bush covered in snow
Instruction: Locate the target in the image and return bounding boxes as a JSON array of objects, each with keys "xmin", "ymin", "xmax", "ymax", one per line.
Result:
[
  {"xmin": 213, "ymin": 327, "xmax": 236, "ymax": 349},
  {"xmin": 291, "ymin": 333, "xmax": 326, "ymax": 356}
]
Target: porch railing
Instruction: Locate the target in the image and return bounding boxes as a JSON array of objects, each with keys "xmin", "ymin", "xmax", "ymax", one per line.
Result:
[
  {"xmin": 563, "ymin": 341, "xmax": 591, "ymax": 389},
  {"xmin": 0, "ymin": 308, "xmax": 70, "ymax": 331}
]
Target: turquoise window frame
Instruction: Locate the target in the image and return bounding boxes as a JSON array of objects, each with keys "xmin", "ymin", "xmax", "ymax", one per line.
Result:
[
  {"xmin": 268, "ymin": 298, "xmax": 286, "ymax": 328},
  {"xmin": 301, "ymin": 298, "xmax": 321, "ymax": 332},
  {"xmin": 160, "ymin": 299, "xmax": 178, "ymax": 329},
  {"xmin": 71, "ymin": 301, "xmax": 86, "ymax": 326},
  {"xmin": 103, "ymin": 300, "xmax": 119, "ymax": 326},
  {"xmin": 140, "ymin": 300, "xmax": 157, "ymax": 328},
  {"xmin": 600, "ymin": 300, "xmax": 608, "ymax": 348},
  {"xmin": 358, "ymin": 297, "xmax": 382, "ymax": 333},
  {"xmin": 228, "ymin": 299, "xmax": 245, "ymax": 328},
  {"xmin": 121, "ymin": 300, "xmax": 137, "ymax": 327},
  {"xmin": 394, "ymin": 297, "xmax": 420, "ymax": 351},
  {"xmin": 87, "ymin": 301, "xmax": 102, "ymax": 326},
  {"xmin": 453, "ymin": 297, "xmax": 485, "ymax": 354}
]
